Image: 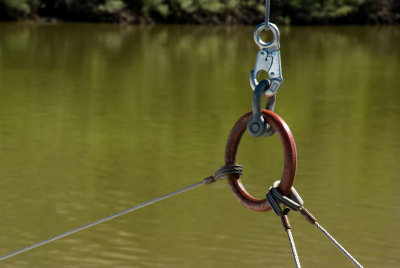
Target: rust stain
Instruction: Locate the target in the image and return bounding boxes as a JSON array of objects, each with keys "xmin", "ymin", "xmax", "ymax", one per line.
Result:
[{"xmin": 225, "ymin": 109, "xmax": 297, "ymax": 212}]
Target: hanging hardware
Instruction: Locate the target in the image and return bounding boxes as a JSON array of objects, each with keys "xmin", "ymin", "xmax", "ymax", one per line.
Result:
[
  {"xmin": 248, "ymin": 0, "xmax": 282, "ymax": 138},
  {"xmin": 247, "ymin": 79, "xmax": 276, "ymax": 137},
  {"xmin": 225, "ymin": 109, "xmax": 297, "ymax": 212},
  {"xmin": 266, "ymin": 181, "xmax": 364, "ymax": 268},
  {"xmin": 250, "ymin": 22, "xmax": 283, "ymax": 97}
]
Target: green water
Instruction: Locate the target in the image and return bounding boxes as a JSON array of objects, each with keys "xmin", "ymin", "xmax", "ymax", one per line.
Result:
[{"xmin": 0, "ymin": 23, "xmax": 399, "ymax": 267}]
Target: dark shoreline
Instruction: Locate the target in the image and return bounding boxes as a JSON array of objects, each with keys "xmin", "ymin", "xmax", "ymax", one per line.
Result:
[{"xmin": 0, "ymin": 1, "xmax": 399, "ymax": 26}]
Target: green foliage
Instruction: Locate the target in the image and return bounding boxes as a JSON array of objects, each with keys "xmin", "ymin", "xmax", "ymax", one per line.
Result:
[
  {"xmin": 0, "ymin": 0, "xmax": 41, "ymax": 19},
  {"xmin": 98, "ymin": 0, "xmax": 125, "ymax": 13},
  {"xmin": 227, "ymin": 0, "xmax": 240, "ymax": 9},
  {"xmin": 198, "ymin": 0, "xmax": 224, "ymax": 12},
  {"xmin": 170, "ymin": 0, "xmax": 224, "ymax": 13},
  {"xmin": 141, "ymin": 0, "xmax": 170, "ymax": 16},
  {"xmin": 1, "ymin": 0, "xmax": 30, "ymax": 13},
  {"xmin": 287, "ymin": 0, "xmax": 368, "ymax": 22},
  {"xmin": 174, "ymin": 0, "xmax": 198, "ymax": 13},
  {"xmin": 0, "ymin": 0, "xmax": 398, "ymax": 24}
]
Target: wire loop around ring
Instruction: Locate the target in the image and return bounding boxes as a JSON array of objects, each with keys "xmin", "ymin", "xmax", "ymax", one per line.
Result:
[{"xmin": 225, "ymin": 109, "xmax": 297, "ymax": 212}]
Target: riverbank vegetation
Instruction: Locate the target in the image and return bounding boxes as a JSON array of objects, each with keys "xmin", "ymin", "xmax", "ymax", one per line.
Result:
[{"xmin": 0, "ymin": 0, "xmax": 399, "ymax": 24}]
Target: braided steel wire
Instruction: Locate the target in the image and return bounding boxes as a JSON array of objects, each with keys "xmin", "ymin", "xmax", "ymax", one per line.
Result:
[
  {"xmin": 0, "ymin": 165, "xmax": 243, "ymax": 262},
  {"xmin": 286, "ymin": 229, "xmax": 301, "ymax": 268},
  {"xmin": 0, "ymin": 180, "xmax": 205, "ymax": 262},
  {"xmin": 315, "ymin": 222, "xmax": 363, "ymax": 268}
]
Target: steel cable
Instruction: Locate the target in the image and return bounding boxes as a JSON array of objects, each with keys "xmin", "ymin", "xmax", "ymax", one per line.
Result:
[
  {"xmin": 0, "ymin": 165, "xmax": 243, "ymax": 262},
  {"xmin": 267, "ymin": 183, "xmax": 364, "ymax": 268},
  {"xmin": 265, "ymin": 0, "xmax": 270, "ymax": 30},
  {"xmin": 0, "ymin": 180, "xmax": 205, "ymax": 262},
  {"xmin": 286, "ymin": 229, "xmax": 301, "ymax": 268},
  {"xmin": 315, "ymin": 222, "xmax": 363, "ymax": 268}
]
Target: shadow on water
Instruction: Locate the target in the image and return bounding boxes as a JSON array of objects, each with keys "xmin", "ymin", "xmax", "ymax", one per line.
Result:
[{"xmin": 0, "ymin": 23, "xmax": 399, "ymax": 267}]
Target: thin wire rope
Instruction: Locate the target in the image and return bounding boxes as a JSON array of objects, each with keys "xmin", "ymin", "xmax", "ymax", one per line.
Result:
[
  {"xmin": 0, "ymin": 180, "xmax": 205, "ymax": 262},
  {"xmin": 286, "ymin": 229, "xmax": 301, "ymax": 268},
  {"xmin": 265, "ymin": 0, "xmax": 270, "ymax": 29},
  {"xmin": 315, "ymin": 222, "xmax": 363, "ymax": 268}
]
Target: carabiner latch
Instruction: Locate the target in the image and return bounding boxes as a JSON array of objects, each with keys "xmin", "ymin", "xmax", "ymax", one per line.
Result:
[
  {"xmin": 247, "ymin": 80, "xmax": 276, "ymax": 138},
  {"xmin": 250, "ymin": 22, "xmax": 283, "ymax": 97}
]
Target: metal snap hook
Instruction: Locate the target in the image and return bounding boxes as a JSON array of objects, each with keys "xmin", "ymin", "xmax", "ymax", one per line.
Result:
[{"xmin": 250, "ymin": 22, "xmax": 283, "ymax": 97}]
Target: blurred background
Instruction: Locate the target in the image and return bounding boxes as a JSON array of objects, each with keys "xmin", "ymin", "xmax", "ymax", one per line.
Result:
[
  {"xmin": 0, "ymin": 0, "xmax": 399, "ymax": 24},
  {"xmin": 0, "ymin": 1, "xmax": 399, "ymax": 268}
]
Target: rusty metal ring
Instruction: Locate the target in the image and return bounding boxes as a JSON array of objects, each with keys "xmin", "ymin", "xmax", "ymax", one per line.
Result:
[{"xmin": 225, "ymin": 109, "xmax": 297, "ymax": 212}]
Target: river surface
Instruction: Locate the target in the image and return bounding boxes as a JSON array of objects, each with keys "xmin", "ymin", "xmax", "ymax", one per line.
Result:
[{"xmin": 0, "ymin": 23, "xmax": 399, "ymax": 267}]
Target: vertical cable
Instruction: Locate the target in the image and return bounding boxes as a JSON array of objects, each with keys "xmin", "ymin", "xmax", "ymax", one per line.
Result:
[
  {"xmin": 286, "ymin": 229, "xmax": 302, "ymax": 268},
  {"xmin": 265, "ymin": 0, "xmax": 270, "ymax": 30}
]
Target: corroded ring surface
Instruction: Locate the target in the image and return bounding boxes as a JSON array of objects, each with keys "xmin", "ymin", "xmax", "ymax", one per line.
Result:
[{"xmin": 225, "ymin": 109, "xmax": 297, "ymax": 212}]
